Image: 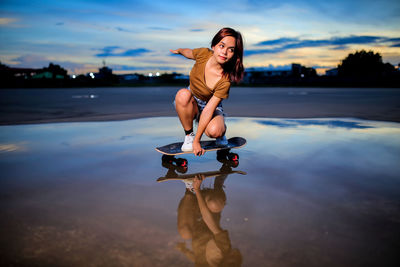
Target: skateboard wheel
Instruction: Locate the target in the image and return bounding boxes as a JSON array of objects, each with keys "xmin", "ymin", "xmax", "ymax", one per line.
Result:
[
  {"xmin": 177, "ymin": 165, "xmax": 188, "ymax": 174},
  {"xmin": 228, "ymin": 153, "xmax": 239, "ymax": 161},
  {"xmin": 176, "ymin": 158, "xmax": 188, "ymax": 167},
  {"xmin": 231, "ymin": 160, "xmax": 239, "ymax": 168}
]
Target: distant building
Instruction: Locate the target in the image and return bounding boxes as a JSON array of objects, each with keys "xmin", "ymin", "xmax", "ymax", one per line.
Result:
[
  {"xmin": 325, "ymin": 68, "xmax": 338, "ymax": 76},
  {"xmin": 6, "ymin": 67, "xmax": 66, "ymax": 79},
  {"xmin": 172, "ymin": 74, "xmax": 189, "ymax": 80},
  {"xmin": 243, "ymin": 66, "xmax": 289, "ymax": 83},
  {"xmin": 95, "ymin": 66, "xmax": 113, "ymax": 79},
  {"xmin": 243, "ymin": 63, "xmax": 315, "ymax": 84},
  {"xmin": 119, "ymin": 74, "xmax": 140, "ymax": 82},
  {"xmin": 8, "ymin": 67, "xmax": 39, "ymax": 79},
  {"xmin": 32, "ymin": 72, "xmax": 64, "ymax": 79}
]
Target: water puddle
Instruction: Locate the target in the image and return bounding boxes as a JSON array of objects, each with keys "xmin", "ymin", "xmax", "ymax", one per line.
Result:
[
  {"xmin": 1, "ymin": 117, "xmax": 399, "ymax": 266},
  {"xmin": 72, "ymin": 94, "xmax": 99, "ymax": 99}
]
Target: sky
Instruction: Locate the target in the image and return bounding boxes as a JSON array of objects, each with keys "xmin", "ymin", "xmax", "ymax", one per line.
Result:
[{"xmin": 1, "ymin": 0, "xmax": 400, "ymax": 75}]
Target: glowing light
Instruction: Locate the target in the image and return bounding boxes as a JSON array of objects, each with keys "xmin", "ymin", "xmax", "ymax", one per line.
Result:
[
  {"xmin": 148, "ymin": 73, "xmax": 153, "ymax": 77},
  {"xmin": 156, "ymin": 72, "xmax": 160, "ymax": 76},
  {"xmin": 72, "ymin": 75, "xmax": 76, "ymax": 79}
]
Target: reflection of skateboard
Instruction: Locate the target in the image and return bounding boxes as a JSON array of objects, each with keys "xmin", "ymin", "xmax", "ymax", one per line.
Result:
[
  {"xmin": 157, "ymin": 169, "xmax": 247, "ymax": 182},
  {"xmin": 155, "ymin": 137, "xmax": 246, "ymax": 166}
]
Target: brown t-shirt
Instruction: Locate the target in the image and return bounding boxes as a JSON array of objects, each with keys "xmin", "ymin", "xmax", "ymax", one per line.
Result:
[{"xmin": 190, "ymin": 48, "xmax": 231, "ymax": 101}]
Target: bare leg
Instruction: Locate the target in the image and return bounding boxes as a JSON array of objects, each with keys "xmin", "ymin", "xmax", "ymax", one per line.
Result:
[
  {"xmin": 175, "ymin": 89, "xmax": 198, "ymax": 132},
  {"xmin": 177, "ymin": 191, "xmax": 197, "ymax": 240},
  {"xmin": 205, "ymin": 115, "xmax": 226, "ymax": 138}
]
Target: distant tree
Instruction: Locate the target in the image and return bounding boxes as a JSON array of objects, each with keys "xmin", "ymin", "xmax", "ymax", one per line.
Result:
[
  {"xmin": 382, "ymin": 62, "xmax": 397, "ymax": 75},
  {"xmin": 0, "ymin": 61, "xmax": 13, "ymax": 80},
  {"xmin": 0, "ymin": 61, "xmax": 10, "ymax": 72},
  {"xmin": 41, "ymin": 63, "xmax": 68, "ymax": 78},
  {"xmin": 301, "ymin": 66, "xmax": 317, "ymax": 77},
  {"xmin": 338, "ymin": 50, "xmax": 395, "ymax": 77}
]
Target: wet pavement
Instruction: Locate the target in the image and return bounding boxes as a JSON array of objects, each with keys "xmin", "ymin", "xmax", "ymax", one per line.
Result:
[{"xmin": 1, "ymin": 117, "xmax": 400, "ymax": 266}]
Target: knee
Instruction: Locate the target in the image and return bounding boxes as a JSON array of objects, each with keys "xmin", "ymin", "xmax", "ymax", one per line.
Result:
[
  {"xmin": 206, "ymin": 124, "xmax": 225, "ymax": 138},
  {"xmin": 178, "ymin": 224, "xmax": 192, "ymax": 240},
  {"xmin": 175, "ymin": 89, "xmax": 192, "ymax": 106}
]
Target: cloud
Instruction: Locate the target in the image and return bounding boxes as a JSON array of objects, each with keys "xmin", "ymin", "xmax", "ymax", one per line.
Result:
[
  {"xmin": 95, "ymin": 46, "xmax": 151, "ymax": 57},
  {"xmin": 115, "ymin": 27, "xmax": 135, "ymax": 33},
  {"xmin": 120, "ymin": 49, "xmax": 152, "ymax": 57},
  {"xmin": 247, "ymin": 64, "xmax": 292, "ymax": 71},
  {"xmin": 55, "ymin": 22, "xmax": 64, "ymax": 26},
  {"xmin": 256, "ymin": 35, "xmax": 384, "ymax": 47},
  {"xmin": 245, "ymin": 48, "xmax": 286, "ymax": 56},
  {"xmin": 257, "ymin": 37, "xmax": 299, "ymax": 46},
  {"xmin": 10, "ymin": 54, "xmax": 88, "ymax": 73},
  {"xmin": 148, "ymin": 27, "xmax": 172, "ymax": 31},
  {"xmin": 12, "ymin": 54, "xmax": 49, "ymax": 66},
  {"xmin": 0, "ymin": 143, "xmax": 27, "ymax": 153},
  {"xmin": 0, "ymin": 17, "xmax": 17, "ymax": 25},
  {"xmin": 312, "ymin": 65, "xmax": 334, "ymax": 69},
  {"xmin": 330, "ymin": 45, "xmax": 348, "ymax": 50},
  {"xmin": 246, "ymin": 35, "xmax": 400, "ymax": 56},
  {"xmin": 243, "ymin": 0, "xmax": 400, "ymax": 25},
  {"xmin": 110, "ymin": 64, "xmax": 179, "ymax": 71},
  {"xmin": 255, "ymin": 119, "xmax": 374, "ymax": 129},
  {"xmin": 94, "ymin": 46, "xmax": 120, "ymax": 57}
]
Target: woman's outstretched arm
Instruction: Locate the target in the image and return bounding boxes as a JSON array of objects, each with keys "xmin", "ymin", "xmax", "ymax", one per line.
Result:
[{"xmin": 170, "ymin": 48, "xmax": 194, "ymax": 60}]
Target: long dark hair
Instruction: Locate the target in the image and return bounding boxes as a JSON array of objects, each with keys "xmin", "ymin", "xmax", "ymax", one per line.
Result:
[{"xmin": 211, "ymin": 27, "xmax": 244, "ymax": 83}]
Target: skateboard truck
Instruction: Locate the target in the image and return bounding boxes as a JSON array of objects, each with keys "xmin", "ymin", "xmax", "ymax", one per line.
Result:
[
  {"xmin": 217, "ymin": 149, "xmax": 239, "ymax": 161},
  {"xmin": 162, "ymin": 154, "xmax": 188, "ymax": 168},
  {"xmin": 217, "ymin": 150, "xmax": 239, "ymax": 168}
]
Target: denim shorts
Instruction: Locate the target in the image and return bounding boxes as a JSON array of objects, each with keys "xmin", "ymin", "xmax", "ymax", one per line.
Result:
[{"xmin": 174, "ymin": 86, "xmax": 225, "ymax": 121}]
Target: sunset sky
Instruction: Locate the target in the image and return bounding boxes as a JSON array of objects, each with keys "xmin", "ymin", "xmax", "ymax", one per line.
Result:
[{"xmin": 1, "ymin": 0, "xmax": 399, "ymax": 75}]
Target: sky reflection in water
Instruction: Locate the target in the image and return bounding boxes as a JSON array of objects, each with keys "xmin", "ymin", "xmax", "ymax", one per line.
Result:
[{"xmin": 1, "ymin": 117, "xmax": 400, "ymax": 266}]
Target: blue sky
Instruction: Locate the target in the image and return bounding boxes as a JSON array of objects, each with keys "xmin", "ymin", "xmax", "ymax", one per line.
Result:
[{"xmin": 1, "ymin": 0, "xmax": 399, "ymax": 75}]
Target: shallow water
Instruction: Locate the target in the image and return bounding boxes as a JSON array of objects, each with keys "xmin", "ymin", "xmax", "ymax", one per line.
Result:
[{"xmin": 1, "ymin": 117, "xmax": 400, "ymax": 266}]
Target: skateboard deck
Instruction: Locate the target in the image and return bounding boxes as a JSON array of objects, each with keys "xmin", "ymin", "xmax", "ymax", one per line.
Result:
[
  {"xmin": 155, "ymin": 137, "xmax": 246, "ymax": 156},
  {"xmin": 157, "ymin": 169, "xmax": 247, "ymax": 182}
]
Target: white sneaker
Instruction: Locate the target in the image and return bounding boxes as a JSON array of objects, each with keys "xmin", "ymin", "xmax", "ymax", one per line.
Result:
[
  {"xmin": 181, "ymin": 132, "xmax": 195, "ymax": 151},
  {"xmin": 216, "ymin": 135, "xmax": 228, "ymax": 147},
  {"xmin": 181, "ymin": 179, "xmax": 195, "ymax": 193}
]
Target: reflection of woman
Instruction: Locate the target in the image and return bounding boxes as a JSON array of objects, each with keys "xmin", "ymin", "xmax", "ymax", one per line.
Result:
[{"xmin": 176, "ymin": 175, "xmax": 242, "ymax": 266}]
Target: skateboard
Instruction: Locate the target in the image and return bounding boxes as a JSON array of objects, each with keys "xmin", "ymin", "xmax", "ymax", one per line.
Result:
[
  {"xmin": 155, "ymin": 137, "xmax": 246, "ymax": 167},
  {"xmin": 157, "ymin": 169, "xmax": 247, "ymax": 182}
]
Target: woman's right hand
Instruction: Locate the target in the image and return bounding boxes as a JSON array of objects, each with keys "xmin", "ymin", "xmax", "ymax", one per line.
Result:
[
  {"xmin": 193, "ymin": 140, "xmax": 205, "ymax": 156},
  {"xmin": 170, "ymin": 49, "xmax": 180, "ymax": 54},
  {"xmin": 170, "ymin": 48, "xmax": 194, "ymax": 59},
  {"xmin": 193, "ymin": 174, "xmax": 205, "ymax": 191}
]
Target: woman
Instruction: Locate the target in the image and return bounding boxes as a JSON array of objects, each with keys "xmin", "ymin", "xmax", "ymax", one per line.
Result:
[{"xmin": 170, "ymin": 27, "xmax": 244, "ymax": 156}]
